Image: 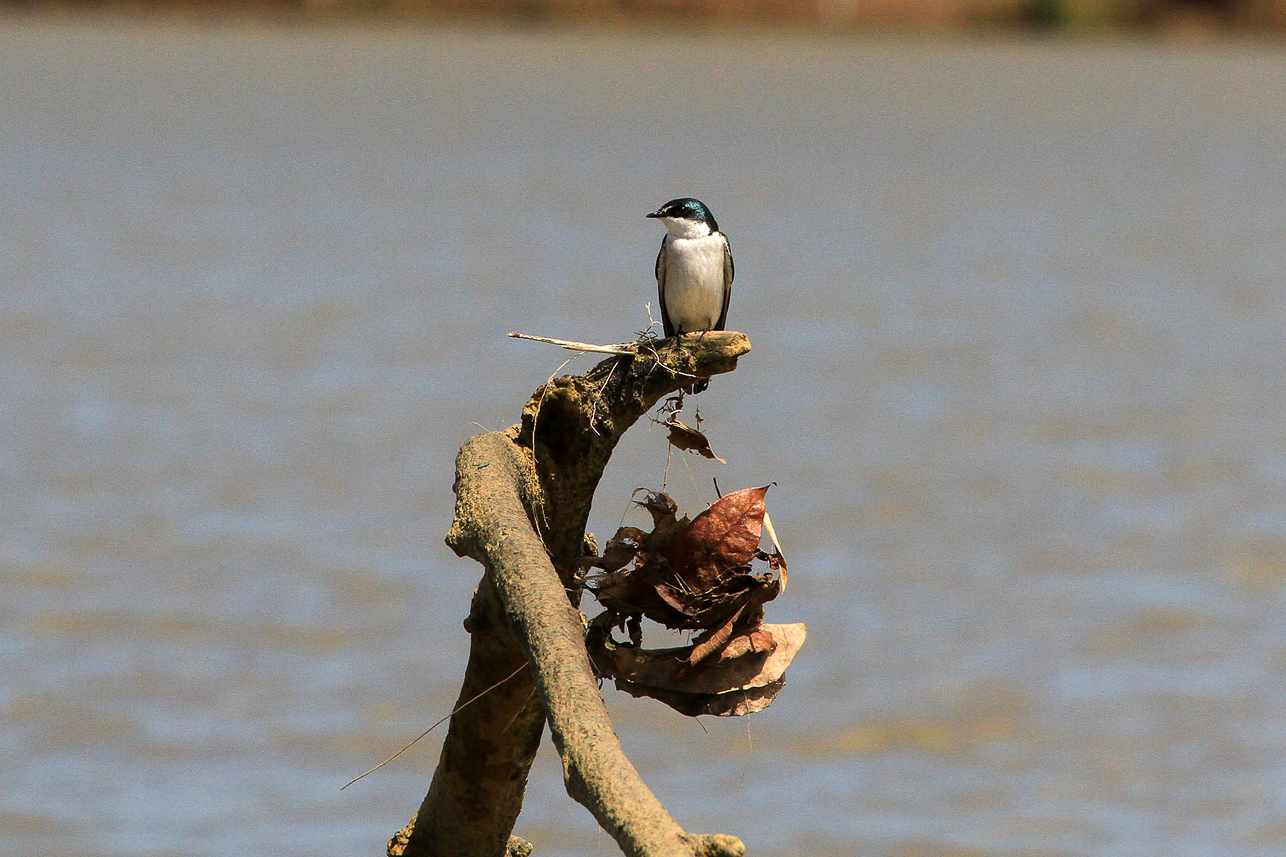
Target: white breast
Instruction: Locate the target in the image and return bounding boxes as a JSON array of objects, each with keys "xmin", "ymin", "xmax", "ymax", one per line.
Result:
[{"xmin": 663, "ymin": 233, "xmax": 726, "ymax": 333}]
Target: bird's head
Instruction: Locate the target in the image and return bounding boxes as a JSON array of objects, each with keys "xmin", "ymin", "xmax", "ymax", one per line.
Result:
[{"xmin": 647, "ymin": 197, "xmax": 719, "ymax": 237}]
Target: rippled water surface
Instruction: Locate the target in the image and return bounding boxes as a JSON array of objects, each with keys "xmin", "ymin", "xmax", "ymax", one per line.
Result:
[{"xmin": 4, "ymin": 19, "xmax": 1286, "ymax": 857}]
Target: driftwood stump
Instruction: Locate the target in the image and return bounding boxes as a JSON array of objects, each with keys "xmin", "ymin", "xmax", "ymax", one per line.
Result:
[{"xmin": 393, "ymin": 331, "xmax": 751, "ymax": 857}]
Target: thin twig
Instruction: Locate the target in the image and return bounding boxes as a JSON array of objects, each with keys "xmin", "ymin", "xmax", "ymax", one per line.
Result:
[
  {"xmin": 340, "ymin": 661, "xmax": 529, "ymax": 790},
  {"xmin": 509, "ymin": 332, "xmax": 638, "ymax": 355},
  {"xmin": 761, "ymin": 509, "xmax": 787, "ymax": 589}
]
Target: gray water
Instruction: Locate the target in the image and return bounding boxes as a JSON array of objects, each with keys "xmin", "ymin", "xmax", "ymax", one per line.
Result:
[{"xmin": 3, "ymin": 19, "xmax": 1286, "ymax": 857}]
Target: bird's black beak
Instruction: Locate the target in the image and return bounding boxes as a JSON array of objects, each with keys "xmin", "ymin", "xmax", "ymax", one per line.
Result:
[{"xmin": 645, "ymin": 210, "xmax": 661, "ymax": 218}]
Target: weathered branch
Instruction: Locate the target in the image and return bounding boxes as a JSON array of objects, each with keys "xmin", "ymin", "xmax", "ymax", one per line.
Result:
[{"xmin": 395, "ymin": 332, "xmax": 750, "ymax": 857}]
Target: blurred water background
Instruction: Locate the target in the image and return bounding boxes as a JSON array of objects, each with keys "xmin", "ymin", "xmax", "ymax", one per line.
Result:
[{"xmin": 4, "ymin": 18, "xmax": 1286, "ymax": 857}]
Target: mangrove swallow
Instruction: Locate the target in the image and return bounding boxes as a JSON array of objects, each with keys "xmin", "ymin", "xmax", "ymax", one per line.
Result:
[{"xmin": 647, "ymin": 197, "xmax": 733, "ymax": 338}]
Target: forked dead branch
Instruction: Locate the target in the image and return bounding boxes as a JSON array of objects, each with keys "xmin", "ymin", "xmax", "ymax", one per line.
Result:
[{"xmin": 389, "ymin": 330, "xmax": 802, "ymax": 857}]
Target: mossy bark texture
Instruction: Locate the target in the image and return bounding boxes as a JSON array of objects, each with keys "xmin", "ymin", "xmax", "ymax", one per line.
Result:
[{"xmin": 396, "ymin": 332, "xmax": 751, "ymax": 857}]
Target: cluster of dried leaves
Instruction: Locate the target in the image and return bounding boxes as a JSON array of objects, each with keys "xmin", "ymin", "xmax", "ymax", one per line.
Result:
[{"xmin": 584, "ymin": 486, "xmax": 806, "ymax": 717}]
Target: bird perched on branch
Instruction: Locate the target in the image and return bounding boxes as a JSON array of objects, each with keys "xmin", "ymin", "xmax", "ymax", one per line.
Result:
[{"xmin": 647, "ymin": 197, "xmax": 734, "ymax": 340}]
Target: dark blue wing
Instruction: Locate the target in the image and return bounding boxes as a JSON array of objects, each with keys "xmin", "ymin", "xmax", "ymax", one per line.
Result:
[
  {"xmin": 656, "ymin": 236, "xmax": 675, "ymax": 337},
  {"xmin": 714, "ymin": 233, "xmax": 733, "ymax": 331}
]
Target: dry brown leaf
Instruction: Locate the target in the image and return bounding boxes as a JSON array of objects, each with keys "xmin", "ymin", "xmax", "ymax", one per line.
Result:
[
  {"xmin": 686, "ymin": 602, "xmax": 747, "ymax": 664},
  {"xmin": 602, "ymin": 623, "xmax": 808, "ymax": 716},
  {"xmin": 597, "ymin": 527, "xmax": 646, "ymax": 573},
  {"xmin": 665, "ymin": 418, "xmax": 726, "ymax": 463},
  {"xmin": 612, "ymin": 678, "xmax": 787, "ymax": 717},
  {"xmin": 661, "ymin": 485, "xmax": 771, "ymax": 591},
  {"xmin": 636, "ymin": 490, "xmax": 688, "ymax": 544}
]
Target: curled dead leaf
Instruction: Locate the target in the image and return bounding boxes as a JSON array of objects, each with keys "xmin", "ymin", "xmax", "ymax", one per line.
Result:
[
  {"xmin": 597, "ymin": 527, "xmax": 646, "ymax": 573},
  {"xmin": 665, "ymin": 417, "xmax": 726, "ymax": 463},
  {"xmin": 597, "ymin": 624, "xmax": 808, "ymax": 717}
]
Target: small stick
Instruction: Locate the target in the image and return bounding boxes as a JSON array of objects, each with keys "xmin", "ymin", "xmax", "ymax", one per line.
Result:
[{"xmin": 509, "ymin": 332, "xmax": 637, "ymax": 356}]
